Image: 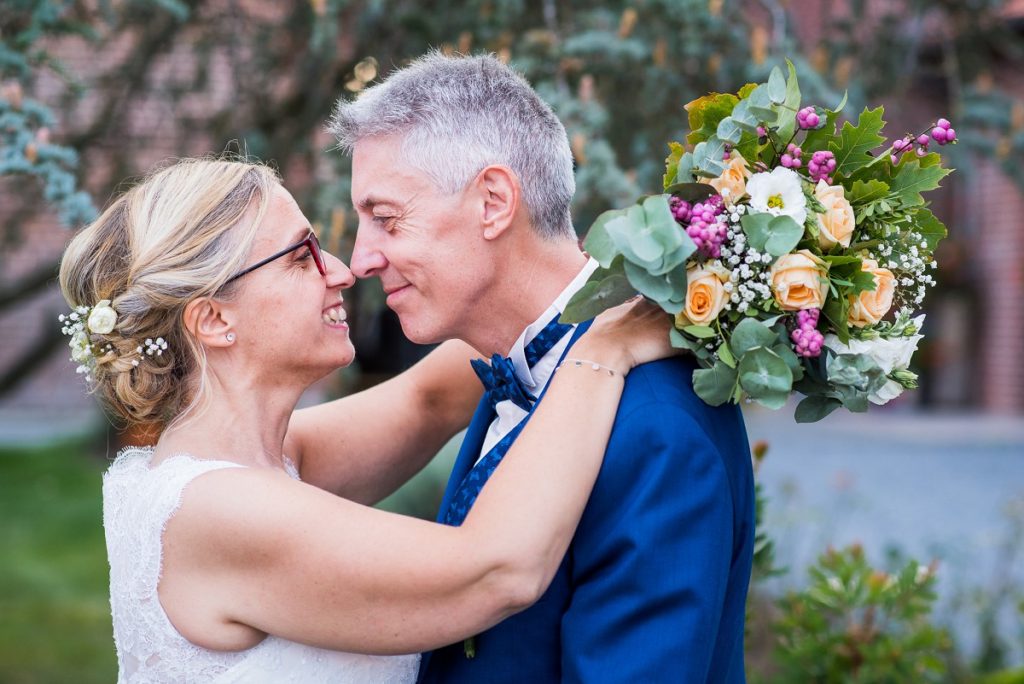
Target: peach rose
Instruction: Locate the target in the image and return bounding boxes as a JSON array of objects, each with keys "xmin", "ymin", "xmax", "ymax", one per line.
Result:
[
  {"xmin": 678, "ymin": 263, "xmax": 730, "ymax": 326},
  {"xmin": 813, "ymin": 180, "xmax": 856, "ymax": 250},
  {"xmin": 701, "ymin": 150, "xmax": 750, "ymax": 205},
  {"xmin": 848, "ymin": 258, "xmax": 895, "ymax": 327},
  {"xmin": 769, "ymin": 249, "xmax": 829, "ymax": 311}
]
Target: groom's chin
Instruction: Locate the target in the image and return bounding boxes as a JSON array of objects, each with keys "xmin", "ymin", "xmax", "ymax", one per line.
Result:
[{"xmin": 394, "ymin": 314, "xmax": 448, "ymax": 346}]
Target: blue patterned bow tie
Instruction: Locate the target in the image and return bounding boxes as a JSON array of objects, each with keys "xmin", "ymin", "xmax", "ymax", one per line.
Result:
[{"xmin": 471, "ymin": 314, "xmax": 573, "ymax": 412}]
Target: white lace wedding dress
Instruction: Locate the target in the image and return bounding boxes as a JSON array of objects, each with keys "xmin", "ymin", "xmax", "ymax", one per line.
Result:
[{"xmin": 103, "ymin": 447, "xmax": 420, "ymax": 683}]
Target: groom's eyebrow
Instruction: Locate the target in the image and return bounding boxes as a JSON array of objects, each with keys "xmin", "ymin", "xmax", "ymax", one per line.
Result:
[{"xmin": 356, "ymin": 195, "xmax": 396, "ymax": 211}]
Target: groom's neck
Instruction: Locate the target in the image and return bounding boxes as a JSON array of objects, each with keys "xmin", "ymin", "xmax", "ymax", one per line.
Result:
[{"xmin": 467, "ymin": 238, "xmax": 587, "ymax": 357}]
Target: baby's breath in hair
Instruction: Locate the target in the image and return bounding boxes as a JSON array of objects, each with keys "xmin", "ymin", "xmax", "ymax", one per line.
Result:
[{"xmin": 58, "ymin": 300, "xmax": 165, "ymax": 382}]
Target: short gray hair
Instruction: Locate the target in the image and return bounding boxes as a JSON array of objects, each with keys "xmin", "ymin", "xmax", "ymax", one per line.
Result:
[{"xmin": 329, "ymin": 52, "xmax": 576, "ymax": 240}]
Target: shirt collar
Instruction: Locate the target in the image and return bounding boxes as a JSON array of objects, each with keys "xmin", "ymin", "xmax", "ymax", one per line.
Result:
[{"xmin": 508, "ymin": 257, "xmax": 599, "ymax": 388}]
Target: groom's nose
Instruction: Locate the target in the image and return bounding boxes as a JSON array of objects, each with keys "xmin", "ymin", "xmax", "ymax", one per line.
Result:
[{"xmin": 350, "ymin": 225, "xmax": 388, "ymax": 279}]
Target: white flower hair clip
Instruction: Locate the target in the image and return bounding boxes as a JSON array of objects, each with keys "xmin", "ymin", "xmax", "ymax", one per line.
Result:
[{"xmin": 58, "ymin": 300, "xmax": 168, "ymax": 380}]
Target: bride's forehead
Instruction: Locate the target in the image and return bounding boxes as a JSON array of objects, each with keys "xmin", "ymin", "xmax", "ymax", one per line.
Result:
[{"xmin": 252, "ymin": 187, "xmax": 309, "ymax": 242}]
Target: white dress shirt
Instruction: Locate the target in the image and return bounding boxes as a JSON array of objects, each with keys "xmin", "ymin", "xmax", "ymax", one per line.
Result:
[{"xmin": 477, "ymin": 258, "xmax": 600, "ymax": 463}]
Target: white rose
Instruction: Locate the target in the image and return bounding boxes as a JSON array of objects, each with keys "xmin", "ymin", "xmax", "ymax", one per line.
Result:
[
  {"xmin": 823, "ymin": 315, "xmax": 925, "ymax": 404},
  {"xmin": 87, "ymin": 300, "xmax": 118, "ymax": 335}
]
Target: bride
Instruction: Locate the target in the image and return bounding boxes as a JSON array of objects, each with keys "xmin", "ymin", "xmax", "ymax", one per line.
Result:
[{"xmin": 58, "ymin": 157, "xmax": 672, "ymax": 682}]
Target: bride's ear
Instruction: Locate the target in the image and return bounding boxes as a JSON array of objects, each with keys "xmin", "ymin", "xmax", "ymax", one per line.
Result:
[
  {"xmin": 474, "ymin": 165, "xmax": 521, "ymax": 241},
  {"xmin": 183, "ymin": 297, "xmax": 235, "ymax": 348}
]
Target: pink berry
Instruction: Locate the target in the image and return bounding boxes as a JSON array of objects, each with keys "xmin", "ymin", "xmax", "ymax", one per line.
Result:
[
  {"xmin": 937, "ymin": 118, "xmax": 950, "ymax": 129},
  {"xmin": 931, "ymin": 126, "xmax": 945, "ymax": 141},
  {"xmin": 945, "ymin": 128, "xmax": 956, "ymax": 142},
  {"xmin": 916, "ymin": 147, "xmax": 927, "ymax": 157},
  {"xmin": 917, "ymin": 134, "xmax": 930, "ymax": 146}
]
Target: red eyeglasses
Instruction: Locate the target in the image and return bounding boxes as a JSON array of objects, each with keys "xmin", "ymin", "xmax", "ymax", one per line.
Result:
[{"xmin": 225, "ymin": 231, "xmax": 326, "ymax": 284}]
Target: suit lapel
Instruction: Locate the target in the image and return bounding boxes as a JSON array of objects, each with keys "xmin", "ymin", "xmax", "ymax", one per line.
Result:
[{"xmin": 436, "ymin": 397, "xmax": 495, "ymax": 522}]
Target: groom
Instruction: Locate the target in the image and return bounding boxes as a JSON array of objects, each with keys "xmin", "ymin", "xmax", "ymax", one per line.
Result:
[{"xmin": 331, "ymin": 52, "xmax": 754, "ymax": 683}]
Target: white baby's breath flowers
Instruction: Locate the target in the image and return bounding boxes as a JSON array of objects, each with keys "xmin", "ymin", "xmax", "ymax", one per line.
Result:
[{"xmin": 59, "ymin": 300, "xmax": 169, "ymax": 380}]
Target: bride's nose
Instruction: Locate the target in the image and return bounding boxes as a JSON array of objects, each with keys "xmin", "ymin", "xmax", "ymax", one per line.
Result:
[{"xmin": 324, "ymin": 252, "xmax": 355, "ymax": 290}]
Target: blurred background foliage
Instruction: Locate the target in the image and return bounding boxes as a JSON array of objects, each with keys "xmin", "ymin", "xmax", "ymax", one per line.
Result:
[{"xmin": 2, "ymin": 0, "xmax": 1024, "ymax": 681}]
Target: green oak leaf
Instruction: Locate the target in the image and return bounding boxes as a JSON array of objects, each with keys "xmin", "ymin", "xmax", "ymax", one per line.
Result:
[
  {"xmin": 828, "ymin": 107, "xmax": 886, "ymax": 177},
  {"xmin": 846, "ymin": 179, "xmax": 890, "ymax": 206},
  {"xmin": 664, "ymin": 142, "xmax": 685, "ymax": 190},
  {"xmin": 888, "ymin": 158, "xmax": 952, "ymax": 208},
  {"xmin": 685, "ymin": 92, "xmax": 739, "ymax": 147},
  {"xmin": 913, "ymin": 208, "xmax": 948, "ymax": 251}
]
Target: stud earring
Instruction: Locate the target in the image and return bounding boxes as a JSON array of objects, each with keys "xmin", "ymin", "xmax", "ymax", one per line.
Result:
[{"xmin": 225, "ymin": 332, "xmax": 236, "ymax": 342}]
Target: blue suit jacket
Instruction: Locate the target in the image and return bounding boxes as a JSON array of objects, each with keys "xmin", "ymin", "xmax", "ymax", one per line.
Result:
[{"xmin": 419, "ymin": 323, "xmax": 754, "ymax": 683}]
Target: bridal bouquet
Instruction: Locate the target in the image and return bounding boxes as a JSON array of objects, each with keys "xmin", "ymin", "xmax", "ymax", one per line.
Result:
[{"xmin": 563, "ymin": 62, "xmax": 954, "ymax": 422}]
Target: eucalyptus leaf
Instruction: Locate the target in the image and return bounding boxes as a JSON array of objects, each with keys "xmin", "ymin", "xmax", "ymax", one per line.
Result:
[
  {"xmin": 795, "ymin": 395, "xmax": 842, "ymax": 423},
  {"xmin": 684, "ymin": 324, "xmax": 718, "ymax": 339},
  {"xmin": 775, "ymin": 59, "xmax": 802, "ymax": 142},
  {"xmin": 670, "ymin": 328, "xmax": 702, "ymax": 352},
  {"xmin": 561, "ymin": 257, "xmax": 636, "ymax": 323},
  {"xmin": 717, "ymin": 341, "xmax": 736, "ymax": 369},
  {"xmin": 772, "ymin": 342, "xmax": 805, "ymax": 382},
  {"xmin": 731, "ymin": 318, "xmax": 778, "ymax": 357},
  {"xmin": 717, "ymin": 117, "xmax": 742, "ymax": 144},
  {"xmin": 738, "ymin": 347, "xmax": 793, "ymax": 408},
  {"xmin": 693, "ymin": 361, "xmax": 739, "ymax": 406},
  {"xmin": 827, "ymin": 353, "xmax": 887, "ymax": 393},
  {"xmin": 664, "ymin": 182, "xmax": 716, "ymax": 204},
  {"xmin": 604, "ymin": 196, "xmax": 695, "ymax": 275},
  {"xmin": 767, "ymin": 66, "xmax": 786, "ymax": 104},
  {"xmin": 740, "ymin": 213, "xmax": 803, "ymax": 256},
  {"xmin": 730, "ymin": 99, "xmax": 759, "ymax": 130},
  {"xmin": 623, "ymin": 259, "xmax": 675, "ymax": 302},
  {"xmin": 581, "ymin": 207, "xmax": 628, "ymax": 267}
]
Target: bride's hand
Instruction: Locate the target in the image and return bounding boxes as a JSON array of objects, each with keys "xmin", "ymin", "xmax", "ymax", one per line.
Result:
[{"xmin": 570, "ymin": 297, "xmax": 677, "ymax": 377}]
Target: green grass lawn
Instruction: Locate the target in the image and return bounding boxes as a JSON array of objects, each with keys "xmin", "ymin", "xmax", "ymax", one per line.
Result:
[{"xmin": 0, "ymin": 437, "xmax": 116, "ymax": 683}]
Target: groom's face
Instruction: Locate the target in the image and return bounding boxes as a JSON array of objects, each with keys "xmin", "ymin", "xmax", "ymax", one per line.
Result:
[{"xmin": 349, "ymin": 135, "xmax": 492, "ymax": 344}]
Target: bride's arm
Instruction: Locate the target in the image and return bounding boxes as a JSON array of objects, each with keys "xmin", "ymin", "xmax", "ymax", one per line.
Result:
[
  {"xmin": 285, "ymin": 339, "xmax": 482, "ymax": 504},
  {"xmin": 162, "ymin": 299, "xmax": 671, "ymax": 655}
]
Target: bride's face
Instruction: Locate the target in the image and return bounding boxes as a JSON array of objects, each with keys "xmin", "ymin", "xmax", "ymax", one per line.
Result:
[{"xmin": 226, "ymin": 184, "xmax": 356, "ymax": 383}]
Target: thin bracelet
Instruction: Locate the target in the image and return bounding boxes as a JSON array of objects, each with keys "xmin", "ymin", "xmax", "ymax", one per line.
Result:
[{"xmin": 558, "ymin": 358, "xmax": 619, "ymax": 377}]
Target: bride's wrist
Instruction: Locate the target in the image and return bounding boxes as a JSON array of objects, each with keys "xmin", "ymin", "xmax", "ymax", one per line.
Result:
[{"xmin": 564, "ymin": 343, "xmax": 631, "ymax": 377}]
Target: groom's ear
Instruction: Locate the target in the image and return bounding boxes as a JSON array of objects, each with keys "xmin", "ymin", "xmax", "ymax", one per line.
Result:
[{"xmin": 474, "ymin": 165, "xmax": 520, "ymax": 241}]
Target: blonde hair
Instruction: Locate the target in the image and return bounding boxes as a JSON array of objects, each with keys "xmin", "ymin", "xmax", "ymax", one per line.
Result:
[{"xmin": 59, "ymin": 157, "xmax": 280, "ymax": 429}]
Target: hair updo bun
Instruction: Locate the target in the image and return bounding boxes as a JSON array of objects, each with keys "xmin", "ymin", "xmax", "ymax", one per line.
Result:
[{"xmin": 58, "ymin": 158, "xmax": 280, "ymax": 428}]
